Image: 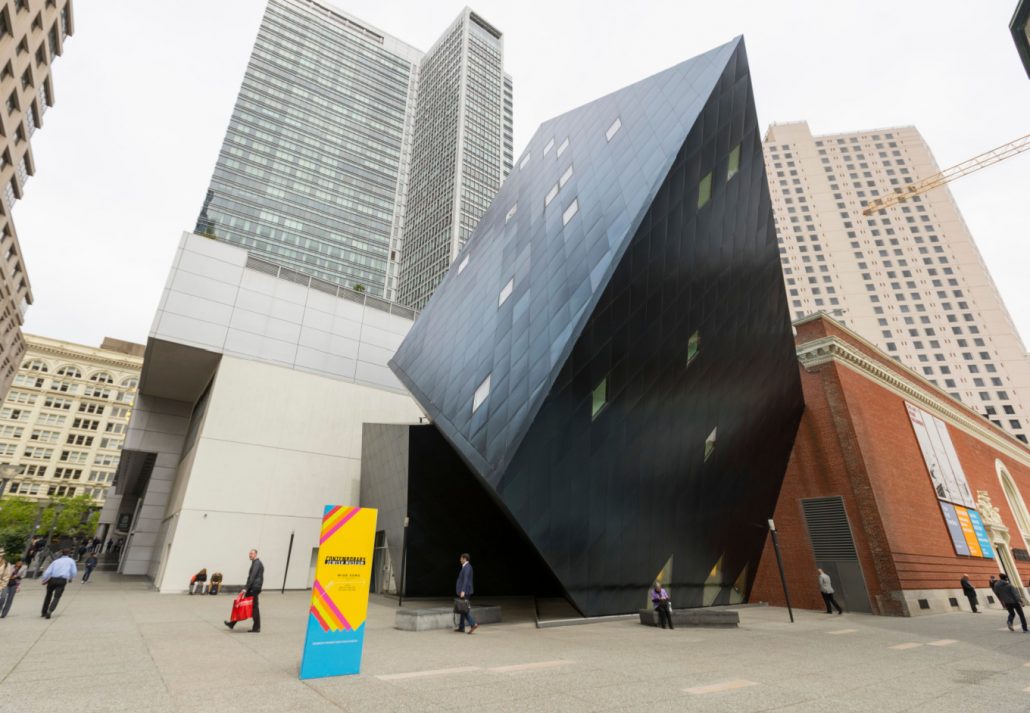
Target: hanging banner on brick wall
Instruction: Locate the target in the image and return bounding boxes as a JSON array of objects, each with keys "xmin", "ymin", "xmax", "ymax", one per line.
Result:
[
  {"xmin": 939, "ymin": 502, "xmax": 971, "ymax": 557},
  {"xmin": 908, "ymin": 402, "xmax": 994, "ymax": 559},
  {"xmin": 966, "ymin": 509, "xmax": 995, "ymax": 559},
  {"xmin": 299, "ymin": 506, "xmax": 378, "ymax": 680},
  {"xmin": 906, "ymin": 402, "xmax": 975, "ymax": 508},
  {"xmin": 953, "ymin": 506, "xmax": 983, "ymax": 557}
]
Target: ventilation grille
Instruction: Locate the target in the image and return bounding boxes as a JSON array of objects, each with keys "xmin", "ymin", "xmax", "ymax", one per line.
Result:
[{"xmin": 801, "ymin": 496, "xmax": 858, "ymax": 561}]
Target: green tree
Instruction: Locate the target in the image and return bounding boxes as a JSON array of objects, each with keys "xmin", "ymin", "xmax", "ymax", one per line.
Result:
[
  {"xmin": 0, "ymin": 496, "xmax": 39, "ymax": 555},
  {"xmin": 39, "ymin": 495, "xmax": 98, "ymax": 540},
  {"xmin": 0, "ymin": 494, "xmax": 100, "ymax": 555}
]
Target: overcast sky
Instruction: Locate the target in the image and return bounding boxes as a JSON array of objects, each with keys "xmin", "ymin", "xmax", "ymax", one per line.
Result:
[{"xmin": 14, "ymin": 0, "xmax": 1030, "ymax": 348}]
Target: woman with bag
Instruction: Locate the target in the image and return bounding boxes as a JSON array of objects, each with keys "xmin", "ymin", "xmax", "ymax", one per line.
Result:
[
  {"xmin": 1, "ymin": 558, "xmax": 27, "ymax": 618},
  {"xmin": 651, "ymin": 582, "xmax": 674, "ymax": 630}
]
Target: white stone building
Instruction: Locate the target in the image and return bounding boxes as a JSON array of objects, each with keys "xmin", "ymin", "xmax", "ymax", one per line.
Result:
[
  {"xmin": 0, "ymin": 333, "xmax": 142, "ymax": 514},
  {"xmin": 106, "ymin": 233, "xmax": 423, "ymax": 591}
]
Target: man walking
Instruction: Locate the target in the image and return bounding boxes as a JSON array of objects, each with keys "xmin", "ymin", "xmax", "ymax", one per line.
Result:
[
  {"xmin": 40, "ymin": 549, "xmax": 77, "ymax": 619},
  {"xmin": 454, "ymin": 553, "xmax": 478, "ymax": 634},
  {"xmin": 817, "ymin": 568, "xmax": 844, "ymax": 614},
  {"xmin": 995, "ymin": 573, "xmax": 1027, "ymax": 632},
  {"xmin": 224, "ymin": 549, "xmax": 263, "ymax": 633},
  {"xmin": 960, "ymin": 575, "xmax": 979, "ymax": 613},
  {"xmin": 82, "ymin": 553, "xmax": 98, "ymax": 583}
]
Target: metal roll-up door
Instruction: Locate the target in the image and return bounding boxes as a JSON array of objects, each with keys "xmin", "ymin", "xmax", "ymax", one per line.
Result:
[{"xmin": 801, "ymin": 496, "xmax": 871, "ymax": 613}]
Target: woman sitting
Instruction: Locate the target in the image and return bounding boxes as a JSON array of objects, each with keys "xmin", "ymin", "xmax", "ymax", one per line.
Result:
[{"xmin": 189, "ymin": 568, "xmax": 208, "ymax": 595}]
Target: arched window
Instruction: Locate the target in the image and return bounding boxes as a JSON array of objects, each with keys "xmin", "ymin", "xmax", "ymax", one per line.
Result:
[
  {"xmin": 120, "ymin": 377, "xmax": 138, "ymax": 390},
  {"xmin": 89, "ymin": 372, "xmax": 114, "ymax": 384},
  {"xmin": 56, "ymin": 365, "xmax": 81, "ymax": 378},
  {"xmin": 997, "ymin": 460, "xmax": 1030, "ymax": 544},
  {"xmin": 22, "ymin": 359, "xmax": 48, "ymax": 372}
]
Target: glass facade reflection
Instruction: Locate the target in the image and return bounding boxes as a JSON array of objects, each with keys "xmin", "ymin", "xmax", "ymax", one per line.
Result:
[
  {"xmin": 196, "ymin": 1, "xmax": 509, "ymax": 302},
  {"xmin": 196, "ymin": 0, "xmax": 420, "ymax": 296}
]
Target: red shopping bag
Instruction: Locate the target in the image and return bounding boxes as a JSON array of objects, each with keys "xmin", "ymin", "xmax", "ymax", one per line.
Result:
[{"xmin": 230, "ymin": 592, "xmax": 253, "ymax": 622}]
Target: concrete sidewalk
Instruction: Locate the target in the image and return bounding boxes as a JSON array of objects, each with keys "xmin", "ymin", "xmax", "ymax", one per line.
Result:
[{"xmin": 1, "ymin": 572, "xmax": 1029, "ymax": 712}]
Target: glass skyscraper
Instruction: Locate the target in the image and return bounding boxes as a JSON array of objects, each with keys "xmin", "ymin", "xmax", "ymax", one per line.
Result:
[
  {"xmin": 396, "ymin": 11, "xmax": 513, "ymax": 310},
  {"xmin": 197, "ymin": 0, "xmax": 510, "ymax": 305}
]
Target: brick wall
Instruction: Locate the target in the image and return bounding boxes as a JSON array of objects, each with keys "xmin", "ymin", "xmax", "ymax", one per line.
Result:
[{"xmin": 752, "ymin": 315, "xmax": 1030, "ymax": 615}]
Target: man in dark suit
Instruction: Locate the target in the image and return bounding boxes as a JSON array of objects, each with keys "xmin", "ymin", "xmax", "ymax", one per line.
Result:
[
  {"xmin": 225, "ymin": 549, "xmax": 264, "ymax": 633},
  {"xmin": 455, "ymin": 553, "xmax": 477, "ymax": 634}
]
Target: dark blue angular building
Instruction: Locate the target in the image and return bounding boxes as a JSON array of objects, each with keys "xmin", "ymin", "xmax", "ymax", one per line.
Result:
[{"xmin": 386, "ymin": 37, "xmax": 804, "ymax": 616}]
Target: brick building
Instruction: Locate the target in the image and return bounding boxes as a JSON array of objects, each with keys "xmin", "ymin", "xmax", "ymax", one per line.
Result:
[{"xmin": 753, "ymin": 314, "xmax": 1030, "ymax": 616}]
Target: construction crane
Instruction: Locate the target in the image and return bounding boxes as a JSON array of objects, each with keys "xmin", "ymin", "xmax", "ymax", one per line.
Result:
[{"xmin": 861, "ymin": 133, "xmax": 1030, "ymax": 215}]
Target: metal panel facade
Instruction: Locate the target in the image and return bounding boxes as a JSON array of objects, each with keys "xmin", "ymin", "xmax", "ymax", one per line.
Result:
[{"xmin": 390, "ymin": 38, "xmax": 803, "ymax": 615}]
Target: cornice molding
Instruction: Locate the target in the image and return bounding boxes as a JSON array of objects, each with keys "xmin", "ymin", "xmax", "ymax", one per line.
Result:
[
  {"xmin": 23, "ymin": 342, "xmax": 143, "ymax": 373},
  {"xmin": 798, "ymin": 335, "xmax": 1030, "ymax": 469}
]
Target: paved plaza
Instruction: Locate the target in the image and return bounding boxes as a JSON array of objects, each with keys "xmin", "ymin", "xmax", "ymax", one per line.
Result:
[{"xmin": 2, "ymin": 574, "xmax": 1030, "ymax": 712}]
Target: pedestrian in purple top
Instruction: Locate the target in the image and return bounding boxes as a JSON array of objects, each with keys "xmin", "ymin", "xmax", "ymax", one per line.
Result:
[{"xmin": 651, "ymin": 583, "xmax": 673, "ymax": 630}]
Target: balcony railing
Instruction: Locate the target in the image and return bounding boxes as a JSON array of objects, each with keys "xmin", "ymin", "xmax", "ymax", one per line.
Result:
[{"xmin": 243, "ymin": 255, "xmax": 419, "ymax": 321}]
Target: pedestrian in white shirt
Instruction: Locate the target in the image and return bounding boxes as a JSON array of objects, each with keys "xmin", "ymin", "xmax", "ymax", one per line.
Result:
[
  {"xmin": 818, "ymin": 568, "xmax": 844, "ymax": 615},
  {"xmin": 40, "ymin": 549, "xmax": 77, "ymax": 619}
]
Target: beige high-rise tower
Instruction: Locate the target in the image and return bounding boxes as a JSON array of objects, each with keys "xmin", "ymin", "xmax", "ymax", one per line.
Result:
[
  {"xmin": 0, "ymin": 0, "xmax": 74, "ymax": 395},
  {"xmin": 0, "ymin": 333, "xmax": 142, "ymax": 504},
  {"xmin": 765, "ymin": 121, "xmax": 1030, "ymax": 444}
]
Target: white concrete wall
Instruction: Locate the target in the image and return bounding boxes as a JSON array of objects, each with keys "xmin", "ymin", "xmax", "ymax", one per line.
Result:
[
  {"xmin": 121, "ymin": 232, "xmax": 424, "ymax": 585},
  {"xmin": 119, "ymin": 395, "xmax": 191, "ymax": 576},
  {"xmin": 153, "ymin": 233, "xmax": 413, "ymax": 394},
  {"xmin": 153, "ymin": 355, "xmax": 422, "ymax": 592}
]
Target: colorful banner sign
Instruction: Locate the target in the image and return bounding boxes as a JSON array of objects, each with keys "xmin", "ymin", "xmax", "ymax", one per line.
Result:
[
  {"xmin": 939, "ymin": 502, "xmax": 970, "ymax": 557},
  {"xmin": 909, "ymin": 401, "xmax": 994, "ymax": 559},
  {"xmin": 953, "ymin": 506, "xmax": 983, "ymax": 557},
  {"xmin": 938, "ymin": 502, "xmax": 995, "ymax": 560},
  {"xmin": 966, "ymin": 509, "xmax": 995, "ymax": 560},
  {"xmin": 299, "ymin": 505, "xmax": 377, "ymax": 680}
]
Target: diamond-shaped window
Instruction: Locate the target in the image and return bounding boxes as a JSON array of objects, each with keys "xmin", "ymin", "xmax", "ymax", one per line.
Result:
[
  {"xmin": 605, "ymin": 117, "xmax": 622, "ymax": 142},
  {"xmin": 472, "ymin": 375, "xmax": 491, "ymax": 413},
  {"xmin": 562, "ymin": 199, "xmax": 578, "ymax": 226}
]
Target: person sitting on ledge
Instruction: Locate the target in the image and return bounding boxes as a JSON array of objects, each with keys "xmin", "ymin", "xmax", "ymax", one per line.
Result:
[
  {"xmin": 651, "ymin": 582, "xmax": 674, "ymax": 630},
  {"xmin": 189, "ymin": 568, "xmax": 207, "ymax": 595}
]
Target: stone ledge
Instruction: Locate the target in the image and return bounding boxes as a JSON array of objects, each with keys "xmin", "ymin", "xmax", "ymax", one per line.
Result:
[
  {"xmin": 638, "ymin": 608, "xmax": 739, "ymax": 627},
  {"xmin": 395, "ymin": 605, "xmax": 502, "ymax": 631}
]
